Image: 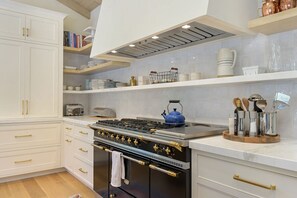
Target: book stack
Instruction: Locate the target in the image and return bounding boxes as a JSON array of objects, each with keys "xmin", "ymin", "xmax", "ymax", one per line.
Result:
[{"xmin": 64, "ymin": 31, "xmax": 88, "ymax": 48}]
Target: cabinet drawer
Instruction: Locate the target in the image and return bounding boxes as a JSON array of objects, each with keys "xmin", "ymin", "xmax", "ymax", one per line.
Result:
[
  {"xmin": 0, "ymin": 146, "xmax": 60, "ymax": 178},
  {"xmin": 195, "ymin": 154, "xmax": 297, "ymax": 198},
  {"xmin": 73, "ymin": 157, "xmax": 93, "ymax": 187},
  {"xmin": 0, "ymin": 123, "xmax": 61, "ymax": 150},
  {"xmin": 63, "ymin": 135, "xmax": 74, "ymax": 171},
  {"xmin": 64, "ymin": 123, "xmax": 74, "ymax": 135},
  {"xmin": 73, "ymin": 125, "xmax": 93, "ymax": 142},
  {"xmin": 73, "ymin": 139, "xmax": 93, "ymax": 164}
]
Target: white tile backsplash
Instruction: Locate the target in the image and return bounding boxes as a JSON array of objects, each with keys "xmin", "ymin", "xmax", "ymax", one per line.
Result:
[{"xmin": 84, "ymin": 30, "xmax": 297, "ymax": 139}]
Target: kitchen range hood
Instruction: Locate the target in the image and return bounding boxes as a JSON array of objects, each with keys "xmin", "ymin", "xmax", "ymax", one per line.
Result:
[{"xmin": 91, "ymin": 0, "xmax": 258, "ymax": 61}]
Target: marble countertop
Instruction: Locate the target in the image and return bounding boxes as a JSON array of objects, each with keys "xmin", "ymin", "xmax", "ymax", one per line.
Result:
[
  {"xmin": 63, "ymin": 116, "xmax": 114, "ymax": 126},
  {"xmin": 189, "ymin": 136, "xmax": 297, "ymax": 172}
]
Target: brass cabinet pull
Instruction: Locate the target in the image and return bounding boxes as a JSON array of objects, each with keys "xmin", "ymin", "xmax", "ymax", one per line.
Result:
[
  {"xmin": 22, "ymin": 100, "xmax": 25, "ymax": 115},
  {"xmin": 15, "ymin": 159, "xmax": 32, "ymax": 164},
  {"xmin": 26, "ymin": 28, "xmax": 29, "ymax": 37},
  {"xmin": 233, "ymin": 174, "xmax": 276, "ymax": 190},
  {"xmin": 149, "ymin": 164, "xmax": 178, "ymax": 177},
  {"xmin": 22, "ymin": 28, "xmax": 26, "ymax": 37},
  {"xmin": 15, "ymin": 134, "xmax": 32, "ymax": 138},
  {"xmin": 65, "ymin": 139, "xmax": 72, "ymax": 143},
  {"xmin": 79, "ymin": 131, "xmax": 88, "ymax": 135},
  {"xmin": 24, "ymin": 100, "xmax": 28, "ymax": 115},
  {"xmin": 65, "ymin": 127, "xmax": 72, "ymax": 130},
  {"xmin": 79, "ymin": 148, "xmax": 88, "ymax": 153},
  {"xmin": 79, "ymin": 168, "xmax": 88, "ymax": 174}
]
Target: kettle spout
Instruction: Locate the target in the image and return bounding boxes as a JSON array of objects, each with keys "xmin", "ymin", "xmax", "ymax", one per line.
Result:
[{"xmin": 161, "ymin": 110, "xmax": 166, "ymax": 118}]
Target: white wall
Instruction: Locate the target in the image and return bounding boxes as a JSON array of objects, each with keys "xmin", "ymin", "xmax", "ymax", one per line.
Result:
[
  {"xmin": 88, "ymin": 29, "xmax": 297, "ymax": 139},
  {"xmin": 10, "ymin": 0, "xmax": 92, "ymax": 34}
]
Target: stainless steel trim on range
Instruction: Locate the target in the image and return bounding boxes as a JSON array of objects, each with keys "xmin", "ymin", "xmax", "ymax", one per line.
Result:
[{"xmin": 94, "ymin": 136, "xmax": 190, "ymax": 170}]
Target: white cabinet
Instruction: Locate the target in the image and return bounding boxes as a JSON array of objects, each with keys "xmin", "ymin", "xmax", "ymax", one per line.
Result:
[
  {"xmin": 0, "ymin": 39, "xmax": 25, "ymax": 119},
  {"xmin": 192, "ymin": 150, "xmax": 297, "ymax": 198},
  {"xmin": 0, "ymin": 8, "xmax": 59, "ymax": 44},
  {"xmin": 63, "ymin": 122, "xmax": 94, "ymax": 188}
]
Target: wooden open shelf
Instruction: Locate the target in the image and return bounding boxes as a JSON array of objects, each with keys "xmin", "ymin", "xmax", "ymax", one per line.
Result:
[
  {"xmin": 64, "ymin": 61, "xmax": 130, "ymax": 75},
  {"xmin": 64, "ymin": 43, "xmax": 93, "ymax": 55},
  {"xmin": 223, "ymin": 131, "xmax": 280, "ymax": 143},
  {"xmin": 248, "ymin": 7, "xmax": 297, "ymax": 35}
]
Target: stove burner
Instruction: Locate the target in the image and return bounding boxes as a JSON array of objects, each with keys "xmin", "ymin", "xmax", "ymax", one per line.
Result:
[{"xmin": 96, "ymin": 118, "xmax": 175, "ymax": 133}]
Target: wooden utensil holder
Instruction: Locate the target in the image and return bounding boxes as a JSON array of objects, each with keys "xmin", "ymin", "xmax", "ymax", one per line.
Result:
[{"xmin": 222, "ymin": 131, "xmax": 280, "ymax": 143}]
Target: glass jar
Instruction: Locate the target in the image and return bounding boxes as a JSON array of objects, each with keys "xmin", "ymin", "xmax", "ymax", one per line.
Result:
[{"xmin": 280, "ymin": 0, "xmax": 296, "ymax": 11}]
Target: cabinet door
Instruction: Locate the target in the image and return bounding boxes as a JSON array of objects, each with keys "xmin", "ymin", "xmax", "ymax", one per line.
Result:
[
  {"xmin": 0, "ymin": 39, "xmax": 25, "ymax": 119},
  {"xmin": 0, "ymin": 9, "xmax": 26, "ymax": 40},
  {"xmin": 25, "ymin": 44, "xmax": 59, "ymax": 118},
  {"xmin": 26, "ymin": 15, "xmax": 59, "ymax": 45}
]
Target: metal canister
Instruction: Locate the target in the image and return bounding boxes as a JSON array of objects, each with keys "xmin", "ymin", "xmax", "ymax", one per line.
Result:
[
  {"xmin": 280, "ymin": 0, "xmax": 296, "ymax": 11},
  {"xmin": 262, "ymin": 112, "xmax": 277, "ymax": 136}
]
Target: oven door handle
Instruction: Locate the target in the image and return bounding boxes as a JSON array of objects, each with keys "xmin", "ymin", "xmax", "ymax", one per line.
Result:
[
  {"xmin": 92, "ymin": 144, "xmax": 147, "ymax": 166},
  {"xmin": 149, "ymin": 164, "xmax": 179, "ymax": 178}
]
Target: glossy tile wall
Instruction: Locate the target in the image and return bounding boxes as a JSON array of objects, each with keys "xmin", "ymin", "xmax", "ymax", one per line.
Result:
[{"xmin": 89, "ymin": 30, "xmax": 297, "ymax": 138}]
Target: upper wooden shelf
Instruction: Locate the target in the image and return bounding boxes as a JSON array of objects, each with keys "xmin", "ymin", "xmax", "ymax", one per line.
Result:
[
  {"xmin": 248, "ymin": 7, "xmax": 297, "ymax": 35},
  {"xmin": 64, "ymin": 43, "xmax": 93, "ymax": 55},
  {"xmin": 64, "ymin": 61, "xmax": 130, "ymax": 75}
]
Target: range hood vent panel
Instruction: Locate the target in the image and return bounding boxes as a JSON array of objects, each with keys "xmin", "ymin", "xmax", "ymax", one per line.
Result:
[{"xmin": 108, "ymin": 22, "xmax": 234, "ymax": 59}]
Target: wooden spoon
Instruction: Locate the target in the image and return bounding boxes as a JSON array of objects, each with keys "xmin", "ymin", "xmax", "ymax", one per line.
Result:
[
  {"xmin": 242, "ymin": 98, "xmax": 250, "ymax": 111},
  {"xmin": 233, "ymin": 97, "xmax": 240, "ymax": 108}
]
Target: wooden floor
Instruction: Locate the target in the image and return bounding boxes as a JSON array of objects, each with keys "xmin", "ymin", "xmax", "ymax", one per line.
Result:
[{"xmin": 0, "ymin": 172, "xmax": 98, "ymax": 198}]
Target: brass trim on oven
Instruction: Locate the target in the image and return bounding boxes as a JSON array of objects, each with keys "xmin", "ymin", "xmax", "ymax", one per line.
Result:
[
  {"xmin": 149, "ymin": 164, "xmax": 178, "ymax": 178},
  {"xmin": 233, "ymin": 174, "xmax": 276, "ymax": 190}
]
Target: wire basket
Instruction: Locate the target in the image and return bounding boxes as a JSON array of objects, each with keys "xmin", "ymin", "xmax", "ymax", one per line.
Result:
[{"xmin": 149, "ymin": 67, "xmax": 178, "ymax": 84}]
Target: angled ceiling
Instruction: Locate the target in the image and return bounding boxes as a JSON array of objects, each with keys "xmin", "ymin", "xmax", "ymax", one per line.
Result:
[{"xmin": 57, "ymin": 0, "xmax": 102, "ymax": 19}]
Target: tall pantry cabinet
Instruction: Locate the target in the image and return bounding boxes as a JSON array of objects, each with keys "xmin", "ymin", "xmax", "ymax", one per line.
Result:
[{"xmin": 0, "ymin": 0, "xmax": 66, "ymax": 179}]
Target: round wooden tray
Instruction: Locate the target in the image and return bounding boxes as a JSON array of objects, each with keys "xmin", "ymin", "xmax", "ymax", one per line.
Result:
[{"xmin": 223, "ymin": 131, "xmax": 280, "ymax": 143}]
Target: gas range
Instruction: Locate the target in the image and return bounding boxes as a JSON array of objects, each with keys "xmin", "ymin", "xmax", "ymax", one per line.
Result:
[{"xmin": 91, "ymin": 118, "xmax": 226, "ymax": 169}]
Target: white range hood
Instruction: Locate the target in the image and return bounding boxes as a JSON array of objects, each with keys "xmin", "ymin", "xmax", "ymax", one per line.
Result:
[{"xmin": 91, "ymin": 0, "xmax": 258, "ymax": 61}]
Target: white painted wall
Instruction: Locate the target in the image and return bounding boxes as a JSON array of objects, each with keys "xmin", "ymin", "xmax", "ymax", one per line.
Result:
[
  {"xmin": 88, "ymin": 29, "xmax": 297, "ymax": 139},
  {"xmin": 10, "ymin": 0, "xmax": 92, "ymax": 34}
]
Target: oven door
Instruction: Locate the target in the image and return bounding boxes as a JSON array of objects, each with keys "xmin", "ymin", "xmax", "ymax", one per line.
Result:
[
  {"xmin": 149, "ymin": 161, "xmax": 191, "ymax": 198},
  {"xmin": 93, "ymin": 141, "xmax": 110, "ymax": 198},
  {"xmin": 109, "ymin": 146, "xmax": 150, "ymax": 198}
]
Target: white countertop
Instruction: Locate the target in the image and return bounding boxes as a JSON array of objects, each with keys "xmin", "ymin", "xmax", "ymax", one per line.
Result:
[
  {"xmin": 63, "ymin": 116, "xmax": 115, "ymax": 126},
  {"xmin": 189, "ymin": 136, "xmax": 297, "ymax": 172}
]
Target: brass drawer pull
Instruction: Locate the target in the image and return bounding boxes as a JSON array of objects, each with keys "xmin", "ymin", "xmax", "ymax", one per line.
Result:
[
  {"xmin": 65, "ymin": 139, "xmax": 72, "ymax": 143},
  {"xmin": 22, "ymin": 100, "xmax": 25, "ymax": 115},
  {"xmin": 15, "ymin": 134, "xmax": 32, "ymax": 138},
  {"xmin": 26, "ymin": 28, "xmax": 29, "ymax": 37},
  {"xmin": 79, "ymin": 131, "xmax": 88, "ymax": 135},
  {"xmin": 25, "ymin": 100, "xmax": 29, "ymax": 115},
  {"xmin": 65, "ymin": 127, "xmax": 72, "ymax": 130},
  {"xmin": 149, "ymin": 164, "xmax": 178, "ymax": 177},
  {"xmin": 79, "ymin": 168, "xmax": 88, "ymax": 174},
  {"xmin": 15, "ymin": 159, "xmax": 32, "ymax": 164},
  {"xmin": 22, "ymin": 28, "xmax": 26, "ymax": 37},
  {"xmin": 79, "ymin": 148, "xmax": 88, "ymax": 153},
  {"xmin": 233, "ymin": 174, "xmax": 276, "ymax": 190}
]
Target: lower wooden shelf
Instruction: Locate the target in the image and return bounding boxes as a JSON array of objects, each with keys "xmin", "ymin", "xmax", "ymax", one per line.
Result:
[
  {"xmin": 64, "ymin": 61, "xmax": 130, "ymax": 75},
  {"xmin": 223, "ymin": 131, "xmax": 280, "ymax": 143}
]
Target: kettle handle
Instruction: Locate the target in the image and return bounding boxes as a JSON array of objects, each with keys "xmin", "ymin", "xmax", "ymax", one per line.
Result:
[
  {"xmin": 231, "ymin": 50, "xmax": 237, "ymax": 69},
  {"xmin": 167, "ymin": 100, "xmax": 183, "ymax": 113}
]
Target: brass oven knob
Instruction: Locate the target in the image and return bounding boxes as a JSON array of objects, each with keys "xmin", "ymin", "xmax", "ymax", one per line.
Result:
[
  {"xmin": 165, "ymin": 147, "xmax": 171, "ymax": 155},
  {"xmin": 116, "ymin": 135, "xmax": 120, "ymax": 140},
  {"xmin": 121, "ymin": 136, "xmax": 125, "ymax": 142},
  {"xmin": 127, "ymin": 138, "xmax": 132, "ymax": 144},
  {"xmin": 134, "ymin": 139, "xmax": 139, "ymax": 146},
  {"xmin": 110, "ymin": 134, "xmax": 114, "ymax": 139},
  {"xmin": 153, "ymin": 144, "xmax": 159, "ymax": 152}
]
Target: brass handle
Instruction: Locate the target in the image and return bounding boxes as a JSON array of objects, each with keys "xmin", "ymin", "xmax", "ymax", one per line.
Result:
[
  {"xmin": 149, "ymin": 164, "xmax": 178, "ymax": 177},
  {"xmin": 22, "ymin": 28, "xmax": 26, "ymax": 37},
  {"xmin": 79, "ymin": 131, "xmax": 88, "ymax": 135},
  {"xmin": 15, "ymin": 134, "xmax": 32, "ymax": 138},
  {"xmin": 65, "ymin": 127, "xmax": 72, "ymax": 130},
  {"xmin": 26, "ymin": 28, "xmax": 29, "ymax": 37},
  {"xmin": 15, "ymin": 159, "xmax": 32, "ymax": 164},
  {"xmin": 169, "ymin": 141, "xmax": 182, "ymax": 152},
  {"xmin": 79, "ymin": 148, "xmax": 88, "ymax": 153},
  {"xmin": 92, "ymin": 144, "xmax": 104, "ymax": 150},
  {"xmin": 22, "ymin": 100, "xmax": 25, "ymax": 115},
  {"xmin": 233, "ymin": 175, "xmax": 276, "ymax": 190},
  {"xmin": 65, "ymin": 139, "xmax": 72, "ymax": 143},
  {"xmin": 79, "ymin": 168, "xmax": 88, "ymax": 174},
  {"xmin": 26, "ymin": 100, "xmax": 28, "ymax": 115}
]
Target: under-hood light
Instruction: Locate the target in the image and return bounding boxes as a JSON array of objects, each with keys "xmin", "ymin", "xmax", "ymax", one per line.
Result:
[
  {"xmin": 129, "ymin": 44, "xmax": 135, "ymax": 47},
  {"xmin": 152, "ymin": 36, "xmax": 159, "ymax": 39},
  {"xmin": 111, "ymin": 50, "xmax": 117, "ymax": 53},
  {"xmin": 182, "ymin": 24, "xmax": 191, "ymax": 29}
]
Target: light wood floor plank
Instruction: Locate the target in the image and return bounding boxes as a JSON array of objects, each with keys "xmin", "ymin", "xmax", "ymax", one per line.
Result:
[{"xmin": 0, "ymin": 172, "xmax": 97, "ymax": 198}]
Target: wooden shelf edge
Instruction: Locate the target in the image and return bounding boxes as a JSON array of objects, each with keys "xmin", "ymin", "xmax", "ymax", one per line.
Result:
[
  {"xmin": 63, "ymin": 61, "xmax": 130, "ymax": 75},
  {"xmin": 63, "ymin": 71, "xmax": 297, "ymax": 94},
  {"xmin": 64, "ymin": 43, "xmax": 93, "ymax": 55},
  {"xmin": 248, "ymin": 7, "xmax": 297, "ymax": 35}
]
